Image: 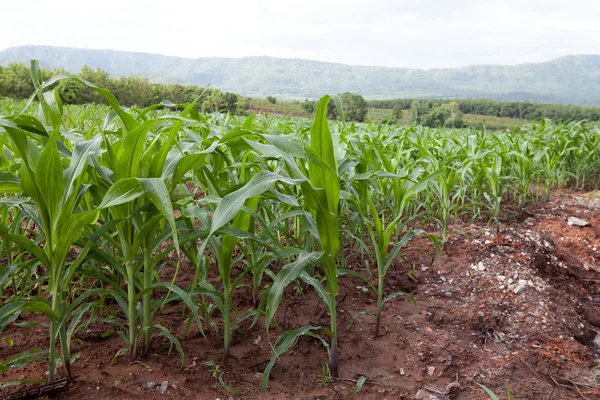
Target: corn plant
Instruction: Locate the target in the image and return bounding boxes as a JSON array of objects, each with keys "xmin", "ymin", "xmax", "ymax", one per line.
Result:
[{"xmin": 0, "ymin": 117, "xmax": 101, "ymax": 382}]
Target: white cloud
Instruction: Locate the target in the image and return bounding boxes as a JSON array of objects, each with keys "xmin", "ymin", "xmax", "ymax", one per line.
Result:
[{"xmin": 0, "ymin": 0, "xmax": 598, "ymax": 68}]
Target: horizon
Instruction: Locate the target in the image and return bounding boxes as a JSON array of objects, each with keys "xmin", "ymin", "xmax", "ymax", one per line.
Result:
[{"xmin": 2, "ymin": 44, "xmax": 599, "ymax": 71}]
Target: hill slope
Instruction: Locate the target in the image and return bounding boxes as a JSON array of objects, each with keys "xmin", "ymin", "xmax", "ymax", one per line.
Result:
[{"xmin": 1, "ymin": 45, "xmax": 599, "ymax": 105}]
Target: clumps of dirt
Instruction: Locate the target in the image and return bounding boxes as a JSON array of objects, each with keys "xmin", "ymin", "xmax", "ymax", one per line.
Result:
[{"xmin": 1, "ymin": 191, "xmax": 600, "ymax": 399}]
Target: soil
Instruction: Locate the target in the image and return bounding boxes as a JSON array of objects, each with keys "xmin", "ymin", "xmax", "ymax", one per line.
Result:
[{"xmin": 1, "ymin": 190, "xmax": 600, "ymax": 399}]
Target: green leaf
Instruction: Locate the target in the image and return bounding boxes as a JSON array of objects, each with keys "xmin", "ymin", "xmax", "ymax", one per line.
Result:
[
  {"xmin": 210, "ymin": 171, "xmax": 298, "ymax": 235},
  {"xmin": 98, "ymin": 178, "xmax": 144, "ymax": 208},
  {"xmin": 383, "ymin": 291, "xmax": 418, "ymax": 313},
  {"xmin": 63, "ymin": 136, "xmax": 102, "ymax": 200},
  {"xmin": 155, "ymin": 324, "xmax": 185, "ymax": 366},
  {"xmin": 138, "ymin": 178, "xmax": 179, "ymax": 251},
  {"xmin": 262, "ymin": 325, "xmax": 322, "ymax": 391},
  {"xmin": 35, "ymin": 136, "xmax": 65, "ymax": 234},
  {"xmin": 265, "ymin": 252, "xmax": 322, "ymax": 329},
  {"xmin": 476, "ymin": 383, "xmax": 500, "ymax": 400},
  {"xmin": 309, "ymin": 95, "xmax": 340, "ymax": 212},
  {"xmin": 347, "ymin": 376, "xmax": 367, "ymax": 396},
  {"xmin": 0, "ymin": 227, "xmax": 50, "ymax": 267},
  {"xmin": 0, "ymin": 171, "xmax": 22, "ymax": 193}
]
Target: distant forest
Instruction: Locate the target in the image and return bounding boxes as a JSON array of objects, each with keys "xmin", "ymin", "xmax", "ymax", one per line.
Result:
[
  {"xmin": 368, "ymin": 99, "xmax": 600, "ymax": 122},
  {"xmin": 2, "ymin": 62, "xmax": 600, "ymax": 123},
  {"xmin": 0, "ymin": 62, "xmax": 249, "ymax": 114}
]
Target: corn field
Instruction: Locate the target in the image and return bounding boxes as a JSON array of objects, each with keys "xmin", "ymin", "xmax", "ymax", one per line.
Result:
[{"xmin": 1, "ymin": 64, "xmax": 600, "ymax": 394}]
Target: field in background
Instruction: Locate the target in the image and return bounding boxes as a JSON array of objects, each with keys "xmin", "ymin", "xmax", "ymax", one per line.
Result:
[{"xmin": 250, "ymin": 98, "xmax": 529, "ymax": 130}]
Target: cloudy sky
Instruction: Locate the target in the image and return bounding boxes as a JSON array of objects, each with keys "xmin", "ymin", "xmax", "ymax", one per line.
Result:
[{"xmin": 1, "ymin": 0, "xmax": 599, "ymax": 69}]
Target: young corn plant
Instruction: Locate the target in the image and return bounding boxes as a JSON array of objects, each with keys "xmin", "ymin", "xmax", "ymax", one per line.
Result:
[
  {"xmin": 483, "ymin": 151, "xmax": 505, "ymax": 232},
  {"xmin": 303, "ymin": 95, "xmax": 343, "ymax": 376},
  {"xmin": 0, "ymin": 118, "xmax": 101, "ymax": 382},
  {"xmin": 346, "ymin": 168, "xmax": 440, "ymax": 337},
  {"xmin": 200, "ymin": 164, "xmax": 299, "ymax": 372}
]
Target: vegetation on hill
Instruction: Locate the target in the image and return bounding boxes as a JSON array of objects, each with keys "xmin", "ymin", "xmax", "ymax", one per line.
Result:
[
  {"xmin": 3, "ymin": 60, "xmax": 599, "ymax": 129},
  {"xmin": 0, "ymin": 62, "xmax": 249, "ymax": 114},
  {"xmin": 1, "ymin": 45, "xmax": 600, "ymax": 105}
]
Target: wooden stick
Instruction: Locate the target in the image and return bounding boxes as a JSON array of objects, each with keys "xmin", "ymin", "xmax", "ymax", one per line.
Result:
[{"xmin": 0, "ymin": 379, "xmax": 69, "ymax": 400}]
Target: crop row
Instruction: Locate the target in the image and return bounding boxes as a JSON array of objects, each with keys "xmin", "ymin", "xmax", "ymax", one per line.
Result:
[{"xmin": 0, "ymin": 63, "xmax": 599, "ymax": 392}]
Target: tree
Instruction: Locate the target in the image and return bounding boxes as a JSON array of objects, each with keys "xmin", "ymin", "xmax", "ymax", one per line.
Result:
[
  {"xmin": 441, "ymin": 102, "xmax": 466, "ymax": 128},
  {"xmin": 1, "ymin": 63, "xmax": 35, "ymax": 99},
  {"xmin": 301, "ymin": 99, "xmax": 316, "ymax": 114},
  {"xmin": 328, "ymin": 92, "xmax": 368, "ymax": 122},
  {"xmin": 410, "ymin": 100, "xmax": 426, "ymax": 124},
  {"xmin": 78, "ymin": 66, "xmax": 112, "ymax": 103},
  {"xmin": 266, "ymin": 96, "xmax": 277, "ymax": 104},
  {"xmin": 223, "ymin": 92, "xmax": 238, "ymax": 114},
  {"xmin": 341, "ymin": 92, "xmax": 368, "ymax": 122},
  {"xmin": 421, "ymin": 107, "xmax": 450, "ymax": 128},
  {"xmin": 202, "ymin": 90, "xmax": 225, "ymax": 113},
  {"xmin": 56, "ymin": 78, "xmax": 86, "ymax": 104},
  {"xmin": 392, "ymin": 104, "xmax": 403, "ymax": 122},
  {"xmin": 236, "ymin": 95, "xmax": 250, "ymax": 114}
]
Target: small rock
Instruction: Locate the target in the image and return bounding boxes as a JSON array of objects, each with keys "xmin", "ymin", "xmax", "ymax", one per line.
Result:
[
  {"xmin": 559, "ymin": 355, "xmax": 567, "ymax": 361},
  {"xmin": 513, "ymin": 279, "xmax": 528, "ymax": 294},
  {"xmin": 415, "ymin": 389, "xmax": 437, "ymax": 400},
  {"xmin": 400, "ymin": 367, "xmax": 405, "ymax": 376},
  {"xmin": 144, "ymin": 381, "xmax": 155, "ymax": 390},
  {"xmin": 497, "ymin": 275, "xmax": 506, "ymax": 282},
  {"xmin": 160, "ymin": 381, "xmax": 168, "ymax": 394},
  {"xmin": 427, "ymin": 366, "xmax": 435, "ymax": 376},
  {"xmin": 568, "ymin": 217, "xmax": 590, "ymax": 227}
]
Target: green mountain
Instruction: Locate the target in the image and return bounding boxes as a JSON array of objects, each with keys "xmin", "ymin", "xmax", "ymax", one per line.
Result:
[{"xmin": 1, "ymin": 45, "xmax": 599, "ymax": 106}]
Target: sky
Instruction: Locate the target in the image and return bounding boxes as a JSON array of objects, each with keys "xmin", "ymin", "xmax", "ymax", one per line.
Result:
[{"xmin": 1, "ymin": 0, "xmax": 599, "ymax": 69}]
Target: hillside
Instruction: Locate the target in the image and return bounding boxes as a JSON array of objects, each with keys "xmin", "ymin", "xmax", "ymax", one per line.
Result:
[{"xmin": 1, "ymin": 45, "xmax": 599, "ymax": 105}]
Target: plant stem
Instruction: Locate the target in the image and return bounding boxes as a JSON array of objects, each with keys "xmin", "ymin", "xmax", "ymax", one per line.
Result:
[
  {"xmin": 375, "ymin": 272, "xmax": 384, "ymax": 337},
  {"xmin": 142, "ymin": 248, "xmax": 152, "ymax": 356},
  {"xmin": 59, "ymin": 319, "xmax": 72, "ymax": 380},
  {"xmin": 222, "ymin": 288, "xmax": 231, "ymax": 371},
  {"xmin": 126, "ymin": 261, "xmax": 137, "ymax": 361},
  {"xmin": 329, "ymin": 293, "xmax": 339, "ymax": 377},
  {"xmin": 49, "ymin": 292, "xmax": 59, "ymax": 383}
]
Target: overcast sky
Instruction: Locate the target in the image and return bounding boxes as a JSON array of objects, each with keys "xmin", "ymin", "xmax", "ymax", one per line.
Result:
[{"xmin": 1, "ymin": 0, "xmax": 599, "ymax": 69}]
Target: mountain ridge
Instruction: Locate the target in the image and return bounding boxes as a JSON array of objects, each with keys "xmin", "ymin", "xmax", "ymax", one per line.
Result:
[{"xmin": 1, "ymin": 45, "xmax": 599, "ymax": 106}]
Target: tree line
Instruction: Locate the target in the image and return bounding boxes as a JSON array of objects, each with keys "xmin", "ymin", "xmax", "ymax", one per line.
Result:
[
  {"xmin": 368, "ymin": 98, "xmax": 600, "ymax": 122},
  {"xmin": 0, "ymin": 62, "xmax": 249, "ymax": 114}
]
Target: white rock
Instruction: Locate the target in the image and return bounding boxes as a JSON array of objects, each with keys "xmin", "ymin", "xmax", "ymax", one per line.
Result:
[
  {"xmin": 415, "ymin": 389, "xmax": 438, "ymax": 400},
  {"xmin": 513, "ymin": 279, "xmax": 528, "ymax": 294},
  {"xmin": 160, "ymin": 381, "xmax": 168, "ymax": 394},
  {"xmin": 568, "ymin": 217, "xmax": 590, "ymax": 227}
]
